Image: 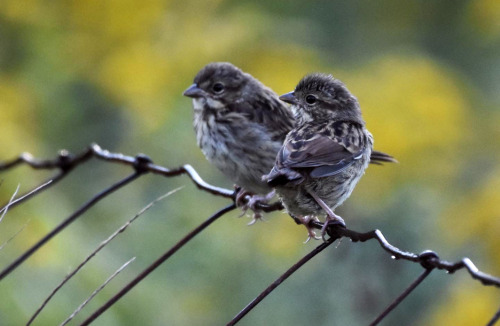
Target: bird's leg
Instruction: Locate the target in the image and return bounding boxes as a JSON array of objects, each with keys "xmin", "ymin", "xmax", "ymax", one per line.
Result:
[
  {"xmin": 235, "ymin": 187, "xmax": 252, "ymax": 207},
  {"xmin": 235, "ymin": 187, "xmax": 276, "ymax": 225},
  {"xmin": 292, "ymin": 215, "xmax": 321, "ymax": 243},
  {"xmin": 306, "ymin": 189, "xmax": 346, "ymax": 241},
  {"xmin": 246, "ymin": 189, "xmax": 275, "ymax": 209}
]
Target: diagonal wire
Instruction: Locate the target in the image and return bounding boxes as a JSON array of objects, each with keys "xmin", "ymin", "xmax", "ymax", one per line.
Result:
[
  {"xmin": 0, "ymin": 184, "xmax": 20, "ymax": 223},
  {"xmin": 227, "ymin": 222, "xmax": 500, "ymax": 325},
  {"xmin": 226, "ymin": 238, "xmax": 336, "ymax": 326},
  {"xmin": 370, "ymin": 268, "xmax": 433, "ymax": 326},
  {"xmin": 0, "ymin": 173, "xmax": 65, "ymax": 214},
  {"xmin": 0, "ymin": 220, "xmax": 30, "ymax": 251},
  {"xmin": 487, "ymin": 305, "xmax": 500, "ymax": 326},
  {"xmin": 26, "ymin": 187, "xmax": 183, "ymax": 326},
  {"xmin": 0, "ymin": 172, "xmax": 142, "ymax": 281},
  {"xmin": 59, "ymin": 257, "xmax": 136, "ymax": 326},
  {"xmin": 2, "ymin": 146, "xmax": 498, "ymax": 285},
  {"xmin": 79, "ymin": 203, "xmax": 236, "ymax": 326},
  {"xmin": 2, "ymin": 145, "xmax": 500, "ymax": 324}
]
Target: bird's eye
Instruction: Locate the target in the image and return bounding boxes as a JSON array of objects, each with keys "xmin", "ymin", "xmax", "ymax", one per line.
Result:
[
  {"xmin": 305, "ymin": 95, "xmax": 317, "ymax": 105},
  {"xmin": 212, "ymin": 83, "xmax": 224, "ymax": 93}
]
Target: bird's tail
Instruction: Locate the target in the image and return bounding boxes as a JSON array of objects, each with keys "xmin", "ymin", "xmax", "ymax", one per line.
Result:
[{"xmin": 370, "ymin": 150, "xmax": 398, "ymax": 165}]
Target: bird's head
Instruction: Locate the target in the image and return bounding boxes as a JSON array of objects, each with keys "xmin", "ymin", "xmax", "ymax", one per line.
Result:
[
  {"xmin": 280, "ymin": 73, "xmax": 364, "ymax": 125},
  {"xmin": 183, "ymin": 62, "xmax": 249, "ymax": 110}
]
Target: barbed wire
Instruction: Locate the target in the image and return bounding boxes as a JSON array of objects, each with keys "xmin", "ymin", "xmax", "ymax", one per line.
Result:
[{"xmin": 0, "ymin": 144, "xmax": 499, "ymax": 325}]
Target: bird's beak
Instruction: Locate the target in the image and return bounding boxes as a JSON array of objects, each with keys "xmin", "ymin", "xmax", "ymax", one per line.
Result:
[
  {"xmin": 279, "ymin": 91, "xmax": 298, "ymax": 105},
  {"xmin": 183, "ymin": 84, "xmax": 204, "ymax": 98}
]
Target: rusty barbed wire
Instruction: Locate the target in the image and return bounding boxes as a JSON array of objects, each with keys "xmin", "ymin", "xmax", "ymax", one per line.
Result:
[
  {"xmin": 0, "ymin": 144, "xmax": 499, "ymax": 326},
  {"xmin": 0, "ymin": 143, "xmax": 281, "ymax": 210},
  {"xmin": 0, "ymin": 144, "xmax": 278, "ymax": 280},
  {"xmin": 226, "ymin": 222, "xmax": 500, "ymax": 325}
]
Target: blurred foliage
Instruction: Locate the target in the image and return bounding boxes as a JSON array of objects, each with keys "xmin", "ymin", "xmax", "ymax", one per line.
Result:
[{"xmin": 0, "ymin": 0, "xmax": 499, "ymax": 325}]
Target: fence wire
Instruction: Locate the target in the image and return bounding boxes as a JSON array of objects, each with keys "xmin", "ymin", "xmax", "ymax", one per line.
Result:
[{"xmin": 0, "ymin": 144, "xmax": 499, "ymax": 326}]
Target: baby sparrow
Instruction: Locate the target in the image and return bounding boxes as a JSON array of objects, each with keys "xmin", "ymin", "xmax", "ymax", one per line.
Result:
[
  {"xmin": 184, "ymin": 63, "xmax": 395, "ymax": 223},
  {"xmin": 265, "ymin": 73, "xmax": 381, "ymax": 240},
  {"xmin": 183, "ymin": 62, "xmax": 294, "ymax": 220}
]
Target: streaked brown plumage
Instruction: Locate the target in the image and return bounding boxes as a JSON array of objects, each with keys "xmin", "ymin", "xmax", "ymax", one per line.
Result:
[
  {"xmin": 184, "ymin": 63, "xmax": 395, "ymax": 222},
  {"xmin": 183, "ymin": 62, "xmax": 293, "ymax": 218},
  {"xmin": 265, "ymin": 73, "xmax": 389, "ymax": 239}
]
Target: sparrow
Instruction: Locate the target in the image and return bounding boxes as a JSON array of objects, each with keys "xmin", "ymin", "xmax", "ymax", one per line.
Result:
[
  {"xmin": 184, "ymin": 63, "xmax": 395, "ymax": 223},
  {"xmin": 264, "ymin": 73, "xmax": 384, "ymax": 240},
  {"xmin": 183, "ymin": 62, "xmax": 294, "ymax": 220}
]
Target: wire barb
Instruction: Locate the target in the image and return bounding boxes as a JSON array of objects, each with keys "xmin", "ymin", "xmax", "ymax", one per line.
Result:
[{"xmin": 304, "ymin": 222, "xmax": 500, "ymax": 287}]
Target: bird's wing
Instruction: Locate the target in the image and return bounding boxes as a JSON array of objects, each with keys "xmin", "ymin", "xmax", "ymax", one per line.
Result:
[
  {"xmin": 278, "ymin": 122, "xmax": 367, "ymax": 178},
  {"xmin": 228, "ymin": 91, "xmax": 294, "ymax": 142}
]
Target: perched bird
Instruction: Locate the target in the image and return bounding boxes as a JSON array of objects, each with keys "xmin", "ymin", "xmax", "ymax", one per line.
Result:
[
  {"xmin": 184, "ymin": 63, "xmax": 395, "ymax": 222},
  {"xmin": 264, "ymin": 73, "xmax": 388, "ymax": 240},
  {"xmin": 183, "ymin": 62, "xmax": 294, "ymax": 219}
]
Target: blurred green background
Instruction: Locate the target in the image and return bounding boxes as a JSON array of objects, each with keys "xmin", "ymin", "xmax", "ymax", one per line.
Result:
[{"xmin": 1, "ymin": 0, "xmax": 499, "ymax": 325}]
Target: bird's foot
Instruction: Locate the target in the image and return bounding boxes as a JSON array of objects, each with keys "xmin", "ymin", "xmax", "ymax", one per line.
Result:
[
  {"xmin": 304, "ymin": 188, "xmax": 346, "ymax": 241},
  {"xmin": 293, "ymin": 215, "xmax": 321, "ymax": 243},
  {"xmin": 320, "ymin": 214, "xmax": 346, "ymax": 242},
  {"xmin": 235, "ymin": 188, "xmax": 275, "ymax": 225},
  {"xmin": 234, "ymin": 187, "xmax": 251, "ymax": 207}
]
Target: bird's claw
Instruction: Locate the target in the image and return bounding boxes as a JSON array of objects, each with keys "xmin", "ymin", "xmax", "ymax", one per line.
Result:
[
  {"xmin": 320, "ymin": 215, "xmax": 346, "ymax": 242},
  {"xmin": 304, "ymin": 231, "xmax": 321, "ymax": 244},
  {"xmin": 235, "ymin": 187, "xmax": 251, "ymax": 207},
  {"xmin": 295, "ymin": 215, "xmax": 321, "ymax": 243},
  {"xmin": 235, "ymin": 188, "xmax": 275, "ymax": 225},
  {"xmin": 247, "ymin": 211, "xmax": 265, "ymax": 225}
]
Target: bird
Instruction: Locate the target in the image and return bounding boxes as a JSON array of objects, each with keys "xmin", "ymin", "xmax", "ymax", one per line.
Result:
[
  {"xmin": 184, "ymin": 63, "xmax": 395, "ymax": 223},
  {"xmin": 264, "ymin": 73, "xmax": 389, "ymax": 240},
  {"xmin": 183, "ymin": 62, "xmax": 294, "ymax": 221}
]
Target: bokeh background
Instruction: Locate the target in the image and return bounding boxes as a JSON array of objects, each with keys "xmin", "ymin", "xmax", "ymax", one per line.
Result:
[{"xmin": 1, "ymin": 0, "xmax": 499, "ymax": 325}]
